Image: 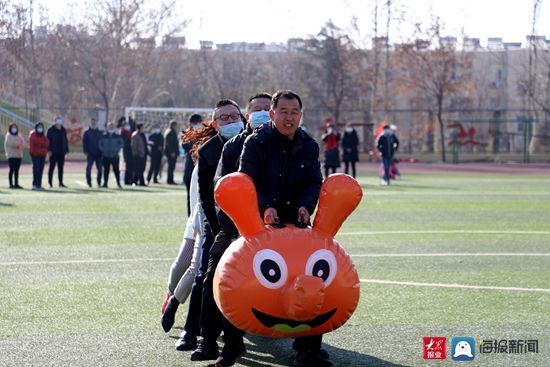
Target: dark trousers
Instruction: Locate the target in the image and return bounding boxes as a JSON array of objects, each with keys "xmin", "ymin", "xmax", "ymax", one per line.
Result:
[
  {"xmin": 324, "ymin": 166, "xmax": 337, "ymax": 178},
  {"xmin": 200, "ymin": 230, "xmax": 244, "ymax": 346},
  {"xmin": 344, "ymin": 161, "xmax": 356, "ymax": 178},
  {"xmin": 102, "ymin": 156, "xmax": 121, "ymax": 186},
  {"xmin": 183, "ymin": 224, "xmax": 214, "ymax": 337},
  {"xmin": 123, "ymin": 150, "xmax": 134, "ymax": 185},
  {"xmin": 86, "ymin": 154, "xmax": 102, "ymax": 186},
  {"xmin": 133, "ymin": 156, "xmax": 146, "ymax": 185},
  {"xmin": 147, "ymin": 154, "xmax": 162, "ymax": 183},
  {"xmin": 8, "ymin": 157, "xmax": 22, "ymax": 187},
  {"xmin": 166, "ymin": 155, "xmax": 177, "ymax": 183},
  {"xmin": 292, "ymin": 334, "xmax": 323, "ymax": 353},
  {"xmin": 48, "ymin": 154, "xmax": 65, "ymax": 186},
  {"xmin": 382, "ymin": 155, "xmax": 392, "ymax": 183},
  {"xmin": 184, "ymin": 179, "xmax": 191, "ymax": 217},
  {"xmin": 32, "ymin": 156, "xmax": 45, "ymax": 188}
]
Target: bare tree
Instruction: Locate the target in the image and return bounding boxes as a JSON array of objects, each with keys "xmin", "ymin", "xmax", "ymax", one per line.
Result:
[
  {"xmin": 293, "ymin": 21, "xmax": 360, "ymax": 129},
  {"xmin": 0, "ymin": 0, "xmax": 54, "ymax": 119},
  {"xmin": 55, "ymin": 0, "xmax": 182, "ymax": 122},
  {"xmin": 394, "ymin": 18, "xmax": 473, "ymax": 162},
  {"xmin": 518, "ymin": 0, "xmax": 550, "ymax": 154}
]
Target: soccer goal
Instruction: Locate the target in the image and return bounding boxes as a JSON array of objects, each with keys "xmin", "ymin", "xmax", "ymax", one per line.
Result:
[{"xmin": 124, "ymin": 107, "xmax": 212, "ymax": 132}]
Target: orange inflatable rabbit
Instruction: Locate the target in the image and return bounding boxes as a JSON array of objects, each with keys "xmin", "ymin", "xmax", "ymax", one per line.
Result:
[{"xmin": 213, "ymin": 172, "xmax": 362, "ymax": 338}]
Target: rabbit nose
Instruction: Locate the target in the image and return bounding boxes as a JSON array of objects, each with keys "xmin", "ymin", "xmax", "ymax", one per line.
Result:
[{"xmin": 282, "ymin": 275, "xmax": 325, "ymax": 321}]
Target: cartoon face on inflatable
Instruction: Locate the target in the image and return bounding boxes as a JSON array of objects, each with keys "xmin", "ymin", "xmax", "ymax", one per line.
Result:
[{"xmin": 213, "ymin": 172, "xmax": 363, "ymax": 338}]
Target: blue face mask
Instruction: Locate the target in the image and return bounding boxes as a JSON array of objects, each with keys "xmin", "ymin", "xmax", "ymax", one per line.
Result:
[
  {"xmin": 249, "ymin": 110, "xmax": 270, "ymax": 128},
  {"xmin": 218, "ymin": 120, "xmax": 244, "ymax": 139}
]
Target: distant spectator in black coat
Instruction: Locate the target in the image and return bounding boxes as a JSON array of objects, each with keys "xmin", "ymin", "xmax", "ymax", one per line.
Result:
[
  {"xmin": 147, "ymin": 125, "xmax": 164, "ymax": 184},
  {"xmin": 82, "ymin": 117, "xmax": 103, "ymax": 188},
  {"xmin": 341, "ymin": 123, "xmax": 359, "ymax": 178},
  {"xmin": 164, "ymin": 120, "xmax": 180, "ymax": 185},
  {"xmin": 47, "ymin": 116, "xmax": 69, "ymax": 188}
]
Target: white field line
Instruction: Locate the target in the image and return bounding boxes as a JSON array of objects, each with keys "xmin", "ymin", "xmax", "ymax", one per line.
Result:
[
  {"xmin": 74, "ymin": 180, "xmax": 88, "ymax": 187},
  {"xmin": 2, "ymin": 252, "xmax": 550, "ymax": 266},
  {"xmin": 2, "ymin": 256, "xmax": 549, "ymax": 293},
  {"xmin": 361, "ymin": 279, "xmax": 550, "ymax": 293},
  {"xmin": 339, "ymin": 230, "xmax": 550, "ymax": 235},
  {"xmin": 0, "ymin": 257, "xmax": 173, "ymax": 266},
  {"xmin": 350, "ymin": 253, "xmax": 550, "ymax": 257}
]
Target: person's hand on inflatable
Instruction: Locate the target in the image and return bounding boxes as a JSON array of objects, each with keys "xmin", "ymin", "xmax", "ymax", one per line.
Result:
[
  {"xmin": 263, "ymin": 207, "xmax": 279, "ymax": 225},
  {"xmin": 297, "ymin": 207, "xmax": 310, "ymax": 226}
]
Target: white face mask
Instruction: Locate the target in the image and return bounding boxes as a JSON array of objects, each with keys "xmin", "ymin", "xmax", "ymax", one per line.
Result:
[
  {"xmin": 37, "ymin": 127, "xmax": 44, "ymax": 133},
  {"xmin": 153, "ymin": 128, "xmax": 161, "ymax": 134},
  {"xmin": 10, "ymin": 127, "xmax": 18, "ymax": 134},
  {"xmin": 124, "ymin": 125, "xmax": 131, "ymax": 131},
  {"xmin": 55, "ymin": 118, "xmax": 63, "ymax": 125},
  {"xmin": 346, "ymin": 127, "xmax": 353, "ymax": 133},
  {"xmin": 191, "ymin": 123, "xmax": 202, "ymax": 130}
]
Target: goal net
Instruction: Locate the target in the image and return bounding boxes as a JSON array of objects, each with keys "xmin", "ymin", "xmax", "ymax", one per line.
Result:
[{"xmin": 123, "ymin": 107, "xmax": 213, "ymax": 132}]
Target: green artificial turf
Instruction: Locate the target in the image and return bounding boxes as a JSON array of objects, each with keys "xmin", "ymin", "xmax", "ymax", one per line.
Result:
[{"xmin": 1, "ymin": 170, "xmax": 549, "ymax": 366}]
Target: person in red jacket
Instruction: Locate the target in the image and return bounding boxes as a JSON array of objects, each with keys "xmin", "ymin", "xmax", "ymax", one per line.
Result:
[{"xmin": 29, "ymin": 122, "xmax": 49, "ymax": 190}]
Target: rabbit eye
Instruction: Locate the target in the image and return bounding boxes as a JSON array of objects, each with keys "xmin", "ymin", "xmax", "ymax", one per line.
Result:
[
  {"xmin": 253, "ymin": 249, "xmax": 288, "ymax": 289},
  {"xmin": 305, "ymin": 249, "xmax": 337, "ymax": 287}
]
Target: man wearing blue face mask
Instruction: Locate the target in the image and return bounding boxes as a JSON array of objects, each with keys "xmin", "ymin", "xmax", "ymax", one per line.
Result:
[
  {"xmin": 187, "ymin": 93, "xmax": 272, "ymax": 366},
  {"xmin": 190, "ymin": 99, "xmax": 246, "ymax": 365}
]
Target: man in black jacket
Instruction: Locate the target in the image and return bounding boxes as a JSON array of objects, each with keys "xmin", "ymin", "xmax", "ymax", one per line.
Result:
[
  {"xmin": 239, "ymin": 90, "xmax": 330, "ymax": 367},
  {"xmin": 82, "ymin": 117, "xmax": 103, "ymax": 188},
  {"xmin": 47, "ymin": 116, "xmax": 69, "ymax": 188},
  {"xmin": 147, "ymin": 125, "xmax": 164, "ymax": 184},
  {"xmin": 190, "ymin": 93, "xmax": 272, "ymax": 367},
  {"xmin": 190, "ymin": 99, "xmax": 246, "ymax": 366},
  {"xmin": 376, "ymin": 124, "xmax": 400, "ymax": 185},
  {"xmin": 164, "ymin": 120, "xmax": 179, "ymax": 184}
]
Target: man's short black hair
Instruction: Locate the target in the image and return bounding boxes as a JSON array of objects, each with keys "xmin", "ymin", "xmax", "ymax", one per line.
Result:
[
  {"xmin": 189, "ymin": 114, "xmax": 203, "ymax": 123},
  {"xmin": 271, "ymin": 90, "xmax": 302, "ymax": 110},
  {"xmin": 248, "ymin": 93, "xmax": 272, "ymax": 104}
]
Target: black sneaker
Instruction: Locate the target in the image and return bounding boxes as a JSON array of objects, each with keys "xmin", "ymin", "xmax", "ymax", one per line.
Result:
[
  {"xmin": 175, "ymin": 333, "xmax": 197, "ymax": 351},
  {"xmin": 190, "ymin": 340, "xmax": 219, "ymax": 361},
  {"xmin": 293, "ymin": 351, "xmax": 334, "ymax": 367},
  {"xmin": 319, "ymin": 348, "xmax": 330, "ymax": 360},
  {"xmin": 214, "ymin": 343, "xmax": 246, "ymax": 367}
]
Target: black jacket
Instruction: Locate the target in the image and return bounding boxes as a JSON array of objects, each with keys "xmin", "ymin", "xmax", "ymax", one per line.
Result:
[
  {"xmin": 182, "ymin": 139, "xmax": 194, "ymax": 187},
  {"xmin": 164, "ymin": 128, "xmax": 179, "ymax": 157},
  {"xmin": 46, "ymin": 126, "xmax": 69, "ymax": 156},
  {"xmin": 214, "ymin": 128, "xmax": 252, "ymax": 237},
  {"xmin": 197, "ymin": 133, "xmax": 227, "ymax": 237},
  {"xmin": 82, "ymin": 128, "xmax": 102, "ymax": 157},
  {"xmin": 376, "ymin": 129, "xmax": 399, "ymax": 158},
  {"xmin": 239, "ymin": 122, "xmax": 323, "ymax": 224},
  {"xmin": 148, "ymin": 132, "xmax": 164, "ymax": 158},
  {"xmin": 342, "ymin": 129, "xmax": 359, "ymax": 162}
]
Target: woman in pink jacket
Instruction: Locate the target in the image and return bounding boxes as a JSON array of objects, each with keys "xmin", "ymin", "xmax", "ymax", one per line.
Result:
[{"xmin": 4, "ymin": 123, "xmax": 26, "ymax": 189}]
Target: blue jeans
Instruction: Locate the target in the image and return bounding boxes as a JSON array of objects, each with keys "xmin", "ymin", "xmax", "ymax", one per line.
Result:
[{"xmin": 382, "ymin": 156, "xmax": 392, "ymax": 183}]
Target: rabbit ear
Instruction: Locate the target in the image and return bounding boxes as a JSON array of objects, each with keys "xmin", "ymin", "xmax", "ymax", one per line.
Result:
[
  {"xmin": 214, "ymin": 172, "xmax": 265, "ymax": 237},
  {"xmin": 312, "ymin": 174, "xmax": 363, "ymax": 237}
]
